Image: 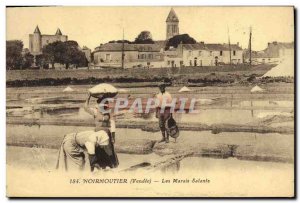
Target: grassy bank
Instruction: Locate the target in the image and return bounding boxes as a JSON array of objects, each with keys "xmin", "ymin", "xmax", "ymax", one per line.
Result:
[{"xmin": 6, "ymin": 64, "xmax": 286, "ymax": 87}]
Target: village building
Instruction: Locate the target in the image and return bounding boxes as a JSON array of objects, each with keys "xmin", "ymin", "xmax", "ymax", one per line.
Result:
[
  {"xmin": 180, "ymin": 43, "xmax": 209, "ymax": 67},
  {"xmin": 245, "ymin": 41, "xmax": 294, "ymax": 65},
  {"xmin": 81, "ymin": 46, "xmax": 92, "ymax": 63},
  {"xmin": 93, "ymin": 43, "xmax": 164, "ymax": 68},
  {"xmin": 29, "ymin": 26, "xmax": 68, "ymax": 55},
  {"xmin": 264, "ymin": 41, "xmax": 294, "ymax": 59},
  {"xmin": 164, "ymin": 46, "xmax": 183, "ymax": 68},
  {"xmin": 250, "ymin": 51, "xmax": 279, "ymax": 64},
  {"xmin": 164, "ymin": 42, "xmax": 243, "ymax": 68},
  {"xmin": 92, "ymin": 8, "xmax": 243, "ymax": 68},
  {"xmin": 205, "ymin": 43, "xmax": 243, "ymax": 65}
]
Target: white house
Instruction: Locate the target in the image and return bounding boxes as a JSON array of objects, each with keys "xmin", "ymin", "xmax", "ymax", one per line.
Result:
[{"xmin": 164, "ymin": 42, "xmax": 243, "ymax": 68}]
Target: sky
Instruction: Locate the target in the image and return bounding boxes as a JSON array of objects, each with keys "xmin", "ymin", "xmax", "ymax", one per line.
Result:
[{"xmin": 6, "ymin": 6, "xmax": 294, "ymax": 51}]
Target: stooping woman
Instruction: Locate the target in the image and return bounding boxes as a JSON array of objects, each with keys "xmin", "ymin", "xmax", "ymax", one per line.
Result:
[
  {"xmin": 56, "ymin": 92, "xmax": 120, "ymax": 172},
  {"xmin": 56, "ymin": 129, "xmax": 113, "ymax": 172}
]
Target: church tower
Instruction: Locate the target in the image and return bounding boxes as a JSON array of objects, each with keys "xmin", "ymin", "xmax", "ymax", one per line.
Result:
[
  {"xmin": 166, "ymin": 8, "xmax": 179, "ymax": 40},
  {"xmin": 30, "ymin": 25, "xmax": 42, "ymax": 55}
]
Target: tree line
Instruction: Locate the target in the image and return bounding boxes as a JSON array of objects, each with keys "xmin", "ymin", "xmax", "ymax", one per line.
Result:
[
  {"xmin": 6, "ymin": 40, "xmax": 34, "ymax": 70},
  {"xmin": 7, "ymin": 31, "xmax": 196, "ymax": 70},
  {"xmin": 108, "ymin": 31, "xmax": 155, "ymax": 44},
  {"xmin": 107, "ymin": 30, "xmax": 196, "ymax": 49},
  {"xmin": 6, "ymin": 40, "xmax": 88, "ymax": 70}
]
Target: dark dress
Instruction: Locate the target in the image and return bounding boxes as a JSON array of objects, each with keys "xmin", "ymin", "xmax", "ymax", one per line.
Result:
[
  {"xmin": 94, "ymin": 117, "xmax": 119, "ymax": 169},
  {"xmin": 83, "ymin": 101, "xmax": 119, "ymax": 170}
]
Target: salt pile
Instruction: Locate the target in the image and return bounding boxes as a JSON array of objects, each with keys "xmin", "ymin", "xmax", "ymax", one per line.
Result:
[
  {"xmin": 251, "ymin": 85, "xmax": 264, "ymax": 93},
  {"xmin": 179, "ymin": 86, "xmax": 191, "ymax": 92},
  {"xmin": 263, "ymin": 56, "xmax": 294, "ymax": 77},
  {"xmin": 63, "ymin": 86, "xmax": 74, "ymax": 92}
]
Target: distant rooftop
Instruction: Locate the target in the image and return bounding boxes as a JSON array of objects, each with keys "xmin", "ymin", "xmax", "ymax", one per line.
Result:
[
  {"xmin": 94, "ymin": 43, "xmax": 161, "ymax": 52},
  {"xmin": 205, "ymin": 43, "xmax": 242, "ymax": 51},
  {"xmin": 182, "ymin": 43, "xmax": 207, "ymax": 50},
  {"xmin": 267, "ymin": 41, "xmax": 294, "ymax": 49}
]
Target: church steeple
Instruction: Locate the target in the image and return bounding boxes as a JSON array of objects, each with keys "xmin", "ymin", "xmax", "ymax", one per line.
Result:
[
  {"xmin": 34, "ymin": 25, "xmax": 41, "ymax": 34},
  {"xmin": 166, "ymin": 8, "xmax": 179, "ymax": 22},
  {"xmin": 55, "ymin": 28, "xmax": 62, "ymax": 35},
  {"xmin": 166, "ymin": 8, "xmax": 179, "ymax": 40}
]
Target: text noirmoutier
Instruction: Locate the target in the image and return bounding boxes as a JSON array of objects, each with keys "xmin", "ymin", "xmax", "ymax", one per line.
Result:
[{"xmin": 70, "ymin": 178, "xmax": 210, "ymax": 184}]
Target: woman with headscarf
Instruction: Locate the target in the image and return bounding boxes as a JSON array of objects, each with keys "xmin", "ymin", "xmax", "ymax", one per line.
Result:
[{"xmin": 83, "ymin": 93, "xmax": 119, "ymax": 170}]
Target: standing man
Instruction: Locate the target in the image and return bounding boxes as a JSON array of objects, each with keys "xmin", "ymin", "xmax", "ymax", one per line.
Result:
[{"xmin": 155, "ymin": 84, "xmax": 172, "ymax": 143}]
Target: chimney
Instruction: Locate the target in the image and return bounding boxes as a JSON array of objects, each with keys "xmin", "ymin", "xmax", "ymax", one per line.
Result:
[{"xmin": 237, "ymin": 42, "xmax": 239, "ymax": 47}]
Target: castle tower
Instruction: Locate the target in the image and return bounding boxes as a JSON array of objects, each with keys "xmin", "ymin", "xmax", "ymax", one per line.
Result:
[
  {"xmin": 30, "ymin": 25, "xmax": 42, "ymax": 55},
  {"xmin": 55, "ymin": 28, "xmax": 62, "ymax": 35},
  {"xmin": 166, "ymin": 8, "xmax": 179, "ymax": 40}
]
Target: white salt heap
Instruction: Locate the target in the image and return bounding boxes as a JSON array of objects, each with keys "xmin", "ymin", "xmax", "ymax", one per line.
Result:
[
  {"xmin": 178, "ymin": 86, "xmax": 191, "ymax": 92},
  {"xmin": 63, "ymin": 86, "xmax": 74, "ymax": 92},
  {"xmin": 263, "ymin": 56, "xmax": 294, "ymax": 77},
  {"xmin": 251, "ymin": 85, "xmax": 264, "ymax": 93}
]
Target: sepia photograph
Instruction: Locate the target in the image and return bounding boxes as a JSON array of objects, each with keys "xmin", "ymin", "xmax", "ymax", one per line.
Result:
[{"xmin": 5, "ymin": 6, "xmax": 295, "ymax": 197}]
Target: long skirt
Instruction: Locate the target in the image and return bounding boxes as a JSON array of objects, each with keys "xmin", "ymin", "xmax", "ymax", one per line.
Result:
[
  {"xmin": 56, "ymin": 133, "xmax": 86, "ymax": 172},
  {"xmin": 94, "ymin": 130, "xmax": 119, "ymax": 169}
]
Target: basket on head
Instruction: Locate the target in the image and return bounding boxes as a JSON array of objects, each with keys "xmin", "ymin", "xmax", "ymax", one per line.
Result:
[{"xmin": 88, "ymin": 83, "xmax": 118, "ymax": 98}]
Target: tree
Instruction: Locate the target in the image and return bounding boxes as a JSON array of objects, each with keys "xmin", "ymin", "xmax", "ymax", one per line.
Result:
[
  {"xmin": 54, "ymin": 41, "xmax": 67, "ymax": 65},
  {"xmin": 63, "ymin": 41, "xmax": 87, "ymax": 68},
  {"xmin": 109, "ymin": 40, "xmax": 131, "ymax": 44},
  {"xmin": 42, "ymin": 42, "xmax": 56, "ymax": 68},
  {"xmin": 41, "ymin": 40, "xmax": 87, "ymax": 69},
  {"xmin": 22, "ymin": 52, "xmax": 34, "ymax": 69},
  {"xmin": 6, "ymin": 40, "xmax": 24, "ymax": 70},
  {"xmin": 134, "ymin": 31, "xmax": 154, "ymax": 44},
  {"xmin": 36, "ymin": 54, "xmax": 49, "ymax": 69},
  {"xmin": 73, "ymin": 51, "xmax": 88, "ymax": 68},
  {"xmin": 165, "ymin": 34, "xmax": 196, "ymax": 50}
]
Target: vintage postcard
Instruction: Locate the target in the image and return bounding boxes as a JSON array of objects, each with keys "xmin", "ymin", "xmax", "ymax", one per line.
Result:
[{"xmin": 6, "ymin": 6, "xmax": 295, "ymax": 197}]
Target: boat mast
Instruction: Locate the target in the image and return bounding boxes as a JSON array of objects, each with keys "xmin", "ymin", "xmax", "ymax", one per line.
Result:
[
  {"xmin": 121, "ymin": 28, "xmax": 125, "ymax": 69},
  {"xmin": 249, "ymin": 26, "xmax": 252, "ymax": 67},
  {"xmin": 227, "ymin": 26, "xmax": 232, "ymax": 65}
]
